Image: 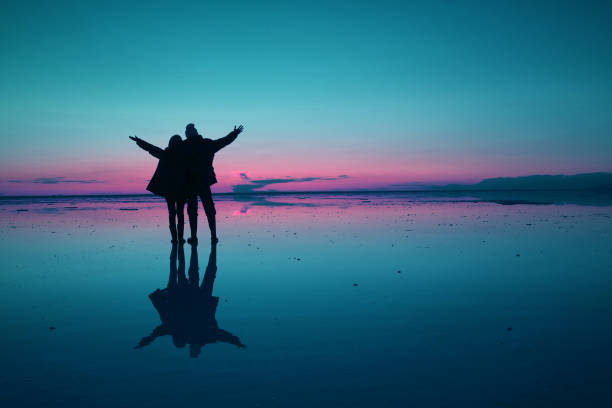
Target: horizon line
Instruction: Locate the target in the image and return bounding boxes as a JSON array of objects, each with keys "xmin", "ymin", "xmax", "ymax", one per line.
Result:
[{"xmin": 1, "ymin": 187, "xmax": 612, "ymax": 200}]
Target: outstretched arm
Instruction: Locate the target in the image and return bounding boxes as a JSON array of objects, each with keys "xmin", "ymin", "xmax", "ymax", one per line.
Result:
[
  {"xmin": 129, "ymin": 136, "xmax": 164, "ymax": 159},
  {"xmin": 211, "ymin": 125, "xmax": 244, "ymax": 153},
  {"xmin": 216, "ymin": 329, "xmax": 246, "ymax": 348},
  {"xmin": 134, "ymin": 325, "xmax": 168, "ymax": 349}
]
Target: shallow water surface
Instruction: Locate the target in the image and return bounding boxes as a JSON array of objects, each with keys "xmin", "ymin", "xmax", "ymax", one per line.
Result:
[{"xmin": 1, "ymin": 194, "xmax": 611, "ymax": 407}]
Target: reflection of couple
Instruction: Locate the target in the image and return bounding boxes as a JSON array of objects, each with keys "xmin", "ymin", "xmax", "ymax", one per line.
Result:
[
  {"xmin": 135, "ymin": 243, "xmax": 245, "ymax": 357},
  {"xmin": 130, "ymin": 123, "xmax": 244, "ymax": 244}
]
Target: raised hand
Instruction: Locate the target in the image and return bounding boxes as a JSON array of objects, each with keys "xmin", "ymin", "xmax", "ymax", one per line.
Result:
[
  {"xmin": 233, "ymin": 125, "xmax": 244, "ymax": 135},
  {"xmin": 129, "ymin": 136, "xmax": 139, "ymax": 142}
]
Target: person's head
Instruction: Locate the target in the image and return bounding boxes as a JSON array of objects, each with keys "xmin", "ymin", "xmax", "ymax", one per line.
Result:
[
  {"xmin": 185, "ymin": 123, "xmax": 198, "ymax": 139},
  {"xmin": 172, "ymin": 334, "xmax": 187, "ymax": 348},
  {"xmin": 168, "ymin": 134, "xmax": 182, "ymax": 150},
  {"xmin": 190, "ymin": 343, "xmax": 202, "ymax": 358}
]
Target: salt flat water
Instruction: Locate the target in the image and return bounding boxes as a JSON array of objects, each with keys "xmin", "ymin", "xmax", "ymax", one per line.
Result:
[{"xmin": 1, "ymin": 193, "xmax": 611, "ymax": 407}]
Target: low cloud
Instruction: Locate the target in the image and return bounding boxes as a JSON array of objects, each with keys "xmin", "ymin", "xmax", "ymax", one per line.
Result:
[
  {"xmin": 7, "ymin": 177, "xmax": 104, "ymax": 184},
  {"xmin": 233, "ymin": 174, "xmax": 350, "ymax": 193}
]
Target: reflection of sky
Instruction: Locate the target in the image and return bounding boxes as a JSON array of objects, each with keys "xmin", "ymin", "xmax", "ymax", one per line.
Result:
[
  {"xmin": 1, "ymin": 196, "xmax": 612, "ymax": 405},
  {"xmin": 1, "ymin": 1, "xmax": 612, "ymax": 195}
]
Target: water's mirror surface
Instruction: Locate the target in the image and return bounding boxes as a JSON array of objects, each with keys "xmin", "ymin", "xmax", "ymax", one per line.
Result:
[{"xmin": 1, "ymin": 194, "xmax": 611, "ymax": 406}]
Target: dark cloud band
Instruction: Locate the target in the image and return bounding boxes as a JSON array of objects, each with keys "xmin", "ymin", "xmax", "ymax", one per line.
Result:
[
  {"xmin": 7, "ymin": 177, "xmax": 104, "ymax": 184},
  {"xmin": 233, "ymin": 174, "xmax": 350, "ymax": 193}
]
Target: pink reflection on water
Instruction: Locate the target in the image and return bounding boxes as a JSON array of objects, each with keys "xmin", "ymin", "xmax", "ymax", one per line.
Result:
[{"xmin": 1, "ymin": 194, "xmax": 609, "ymax": 237}]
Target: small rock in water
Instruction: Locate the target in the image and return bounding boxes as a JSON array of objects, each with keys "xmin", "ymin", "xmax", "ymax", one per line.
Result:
[
  {"xmin": 515, "ymin": 253, "xmax": 520, "ymax": 257},
  {"xmin": 397, "ymin": 270, "xmax": 401, "ymax": 274},
  {"xmin": 49, "ymin": 326, "xmax": 56, "ymax": 331},
  {"xmin": 507, "ymin": 327, "xmax": 512, "ymax": 331},
  {"xmin": 353, "ymin": 283, "xmax": 359, "ymax": 287}
]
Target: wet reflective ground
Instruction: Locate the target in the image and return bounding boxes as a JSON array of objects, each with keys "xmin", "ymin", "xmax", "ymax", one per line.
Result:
[{"xmin": 1, "ymin": 193, "xmax": 611, "ymax": 407}]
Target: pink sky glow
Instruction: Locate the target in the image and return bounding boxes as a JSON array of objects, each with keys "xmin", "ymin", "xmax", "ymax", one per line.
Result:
[{"xmin": 1, "ymin": 152, "xmax": 609, "ymax": 196}]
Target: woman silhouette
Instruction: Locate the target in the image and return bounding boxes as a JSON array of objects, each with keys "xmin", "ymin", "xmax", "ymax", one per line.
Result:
[{"xmin": 130, "ymin": 134, "xmax": 188, "ymax": 243}]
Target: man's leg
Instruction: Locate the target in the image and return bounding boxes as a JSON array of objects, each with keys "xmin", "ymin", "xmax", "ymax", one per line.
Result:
[
  {"xmin": 187, "ymin": 196, "xmax": 198, "ymax": 243},
  {"xmin": 200, "ymin": 244, "xmax": 217, "ymax": 296},
  {"xmin": 201, "ymin": 186, "xmax": 217, "ymax": 242}
]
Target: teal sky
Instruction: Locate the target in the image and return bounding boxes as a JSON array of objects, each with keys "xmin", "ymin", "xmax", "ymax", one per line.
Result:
[{"xmin": 1, "ymin": 0, "xmax": 611, "ymax": 194}]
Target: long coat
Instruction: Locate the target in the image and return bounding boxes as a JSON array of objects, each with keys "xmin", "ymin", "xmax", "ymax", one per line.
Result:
[
  {"xmin": 135, "ymin": 139, "xmax": 188, "ymax": 200},
  {"xmin": 183, "ymin": 130, "xmax": 239, "ymax": 194}
]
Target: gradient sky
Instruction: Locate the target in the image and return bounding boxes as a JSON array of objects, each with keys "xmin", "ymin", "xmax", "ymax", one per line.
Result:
[{"xmin": 1, "ymin": 0, "xmax": 611, "ymax": 195}]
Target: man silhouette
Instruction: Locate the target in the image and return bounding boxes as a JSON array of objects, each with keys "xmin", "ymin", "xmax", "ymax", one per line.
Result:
[{"xmin": 183, "ymin": 123, "xmax": 244, "ymax": 244}]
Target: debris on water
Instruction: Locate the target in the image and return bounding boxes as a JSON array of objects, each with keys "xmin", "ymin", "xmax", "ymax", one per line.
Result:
[
  {"xmin": 353, "ymin": 283, "xmax": 359, "ymax": 287},
  {"xmin": 507, "ymin": 327, "xmax": 512, "ymax": 331},
  {"xmin": 16, "ymin": 209, "xmax": 28, "ymax": 212},
  {"xmin": 49, "ymin": 326, "xmax": 56, "ymax": 331},
  {"xmin": 397, "ymin": 270, "xmax": 401, "ymax": 274},
  {"xmin": 119, "ymin": 208, "xmax": 138, "ymax": 211},
  {"xmin": 516, "ymin": 253, "xmax": 520, "ymax": 257}
]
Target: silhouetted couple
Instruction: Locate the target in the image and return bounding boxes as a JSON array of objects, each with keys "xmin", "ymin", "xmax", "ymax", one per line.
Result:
[
  {"xmin": 135, "ymin": 242, "xmax": 245, "ymax": 357},
  {"xmin": 130, "ymin": 123, "xmax": 244, "ymax": 244}
]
